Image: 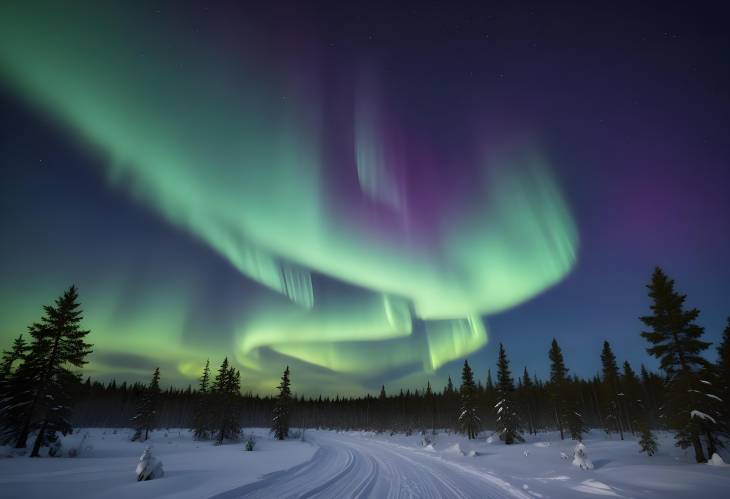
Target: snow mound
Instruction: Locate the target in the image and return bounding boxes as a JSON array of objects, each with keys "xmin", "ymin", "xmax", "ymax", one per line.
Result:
[
  {"xmin": 136, "ymin": 447, "xmax": 164, "ymax": 481},
  {"xmin": 534, "ymin": 442, "xmax": 551, "ymax": 448},
  {"xmin": 444, "ymin": 443, "xmax": 465, "ymax": 456},
  {"xmin": 466, "ymin": 450, "xmax": 480, "ymax": 457},
  {"xmin": 708, "ymin": 453, "xmax": 727, "ymax": 466},
  {"xmin": 572, "ymin": 441, "xmax": 594, "ymax": 470},
  {"xmin": 423, "ymin": 444, "xmax": 436, "ymax": 452}
]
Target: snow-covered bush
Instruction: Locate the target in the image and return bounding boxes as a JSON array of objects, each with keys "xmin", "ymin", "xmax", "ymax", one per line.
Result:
[
  {"xmin": 68, "ymin": 432, "xmax": 90, "ymax": 458},
  {"xmin": 136, "ymin": 447, "xmax": 164, "ymax": 481},
  {"xmin": 707, "ymin": 453, "xmax": 726, "ymax": 466},
  {"xmin": 572, "ymin": 441, "xmax": 594, "ymax": 470},
  {"xmin": 245, "ymin": 435, "xmax": 256, "ymax": 451}
]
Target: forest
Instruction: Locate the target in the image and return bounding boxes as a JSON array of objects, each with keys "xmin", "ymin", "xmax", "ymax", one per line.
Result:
[{"xmin": 1, "ymin": 267, "xmax": 729, "ymax": 463}]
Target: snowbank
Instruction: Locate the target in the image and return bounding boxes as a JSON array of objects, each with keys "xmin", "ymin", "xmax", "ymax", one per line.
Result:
[{"xmin": 0, "ymin": 427, "xmax": 316, "ymax": 499}]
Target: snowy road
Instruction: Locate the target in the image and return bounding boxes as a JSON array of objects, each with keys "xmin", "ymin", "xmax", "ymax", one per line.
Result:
[{"xmin": 212, "ymin": 432, "xmax": 531, "ymax": 499}]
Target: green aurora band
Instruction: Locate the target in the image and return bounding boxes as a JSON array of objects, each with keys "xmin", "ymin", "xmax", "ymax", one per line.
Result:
[{"xmin": 0, "ymin": 2, "xmax": 578, "ymax": 393}]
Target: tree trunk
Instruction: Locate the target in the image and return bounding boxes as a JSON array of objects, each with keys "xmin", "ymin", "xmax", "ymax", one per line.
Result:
[
  {"xmin": 30, "ymin": 419, "xmax": 48, "ymax": 457},
  {"xmin": 554, "ymin": 406, "xmax": 564, "ymax": 440},
  {"xmin": 15, "ymin": 421, "xmax": 30, "ymax": 448},
  {"xmin": 705, "ymin": 429, "xmax": 717, "ymax": 457},
  {"xmin": 692, "ymin": 435, "xmax": 707, "ymax": 463},
  {"xmin": 615, "ymin": 400, "xmax": 625, "ymax": 440}
]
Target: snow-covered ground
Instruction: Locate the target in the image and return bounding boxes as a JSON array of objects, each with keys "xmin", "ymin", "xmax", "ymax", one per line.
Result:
[
  {"xmin": 2, "ymin": 428, "xmax": 729, "ymax": 498},
  {"xmin": 0, "ymin": 428, "xmax": 316, "ymax": 499}
]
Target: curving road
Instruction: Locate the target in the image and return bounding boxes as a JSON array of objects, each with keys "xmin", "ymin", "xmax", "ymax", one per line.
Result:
[{"xmin": 211, "ymin": 432, "xmax": 531, "ymax": 499}]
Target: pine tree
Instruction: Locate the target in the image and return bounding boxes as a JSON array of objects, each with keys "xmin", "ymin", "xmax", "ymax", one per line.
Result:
[
  {"xmin": 548, "ymin": 338, "xmax": 569, "ymax": 439},
  {"xmin": 600, "ymin": 341, "xmax": 624, "ymax": 439},
  {"xmin": 693, "ymin": 364, "xmax": 727, "ymax": 458},
  {"xmin": 567, "ymin": 405, "xmax": 588, "ymax": 441},
  {"xmin": 519, "ymin": 368, "xmax": 536, "ymax": 435},
  {"xmin": 192, "ymin": 360, "xmax": 210, "ymax": 440},
  {"xmin": 640, "ymin": 267, "xmax": 712, "ymax": 462},
  {"xmin": 272, "ymin": 366, "xmax": 292, "ymax": 440},
  {"xmin": 621, "ymin": 361, "xmax": 641, "ymax": 435},
  {"xmin": 639, "ymin": 364, "xmax": 661, "ymax": 427},
  {"xmin": 717, "ymin": 318, "xmax": 730, "ymax": 429},
  {"xmin": 495, "ymin": 344, "xmax": 522, "ymax": 444},
  {"xmin": 0, "ymin": 335, "xmax": 31, "ymax": 444},
  {"xmin": 458, "ymin": 360, "xmax": 480, "ymax": 439},
  {"xmin": 425, "ymin": 381, "xmax": 436, "ymax": 433},
  {"xmin": 4, "ymin": 286, "xmax": 93, "ymax": 456},
  {"xmin": 638, "ymin": 420, "xmax": 658, "ymax": 456},
  {"xmin": 211, "ymin": 358, "xmax": 241, "ymax": 444},
  {"xmin": 637, "ymin": 390, "xmax": 659, "ymax": 457},
  {"xmin": 446, "ymin": 377, "xmax": 454, "ymax": 394},
  {"xmin": 131, "ymin": 367, "xmax": 161, "ymax": 442},
  {"xmin": 0, "ymin": 335, "xmax": 29, "ymax": 378}
]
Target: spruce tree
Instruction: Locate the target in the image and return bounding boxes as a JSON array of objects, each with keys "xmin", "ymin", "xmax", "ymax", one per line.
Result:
[
  {"xmin": 566, "ymin": 405, "xmax": 588, "ymax": 441},
  {"xmin": 272, "ymin": 366, "xmax": 292, "ymax": 440},
  {"xmin": 0, "ymin": 335, "xmax": 31, "ymax": 443},
  {"xmin": 717, "ymin": 318, "xmax": 730, "ymax": 428},
  {"xmin": 131, "ymin": 367, "xmax": 161, "ymax": 442},
  {"xmin": 445, "ymin": 377, "xmax": 454, "ymax": 394},
  {"xmin": 640, "ymin": 267, "xmax": 711, "ymax": 462},
  {"xmin": 600, "ymin": 341, "xmax": 624, "ymax": 439},
  {"xmin": 425, "ymin": 381, "xmax": 436, "ymax": 434},
  {"xmin": 6, "ymin": 286, "xmax": 93, "ymax": 456},
  {"xmin": 458, "ymin": 360, "xmax": 480, "ymax": 439},
  {"xmin": 211, "ymin": 358, "xmax": 241, "ymax": 444},
  {"xmin": 519, "ymin": 368, "xmax": 536, "ymax": 435},
  {"xmin": 495, "ymin": 344, "xmax": 522, "ymax": 444},
  {"xmin": 621, "ymin": 361, "xmax": 641, "ymax": 435},
  {"xmin": 0, "ymin": 335, "xmax": 29, "ymax": 378},
  {"xmin": 548, "ymin": 338, "xmax": 569, "ymax": 439},
  {"xmin": 638, "ymin": 418, "xmax": 658, "ymax": 456},
  {"xmin": 192, "ymin": 360, "xmax": 211, "ymax": 440}
]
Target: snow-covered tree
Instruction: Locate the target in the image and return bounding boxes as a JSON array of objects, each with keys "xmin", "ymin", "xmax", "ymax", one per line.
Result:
[
  {"xmin": 131, "ymin": 367, "xmax": 161, "ymax": 442},
  {"xmin": 192, "ymin": 359, "xmax": 211, "ymax": 440},
  {"xmin": 716, "ymin": 318, "xmax": 730, "ymax": 428},
  {"xmin": 136, "ymin": 447, "xmax": 164, "ymax": 481},
  {"xmin": 272, "ymin": 366, "xmax": 292, "ymax": 440},
  {"xmin": 640, "ymin": 267, "xmax": 712, "ymax": 462},
  {"xmin": 458, "ymin": 360, "xmax": 480, "ymax": 439},
  {"xmin": 495, "ymin": 344, "xmax": 522, "ymax": 444},
  {"xmin": 572, "ymin": 440, "xmax": 594, "ymax": 469}
]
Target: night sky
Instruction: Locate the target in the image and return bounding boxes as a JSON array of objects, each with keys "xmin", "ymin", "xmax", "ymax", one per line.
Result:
[{"xmin": 1, "ymin": 1, "xmax": 728, "ymax": 395}]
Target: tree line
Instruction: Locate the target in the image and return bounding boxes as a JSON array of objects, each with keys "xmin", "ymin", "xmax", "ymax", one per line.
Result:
[{"xmin": 1, "ymin": 268, "xmax": 728, "ymax": 462}]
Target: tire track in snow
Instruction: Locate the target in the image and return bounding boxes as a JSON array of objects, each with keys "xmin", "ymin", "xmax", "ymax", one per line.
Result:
[{"xmin": 210, "ymin": 432, "xmax": 531, "ymax": 499}]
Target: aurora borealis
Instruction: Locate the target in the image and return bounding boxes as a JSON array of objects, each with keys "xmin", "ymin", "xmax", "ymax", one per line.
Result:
[{"xmin": 1, "ymin": 2, "xmax": 728, "ymax": 394}]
